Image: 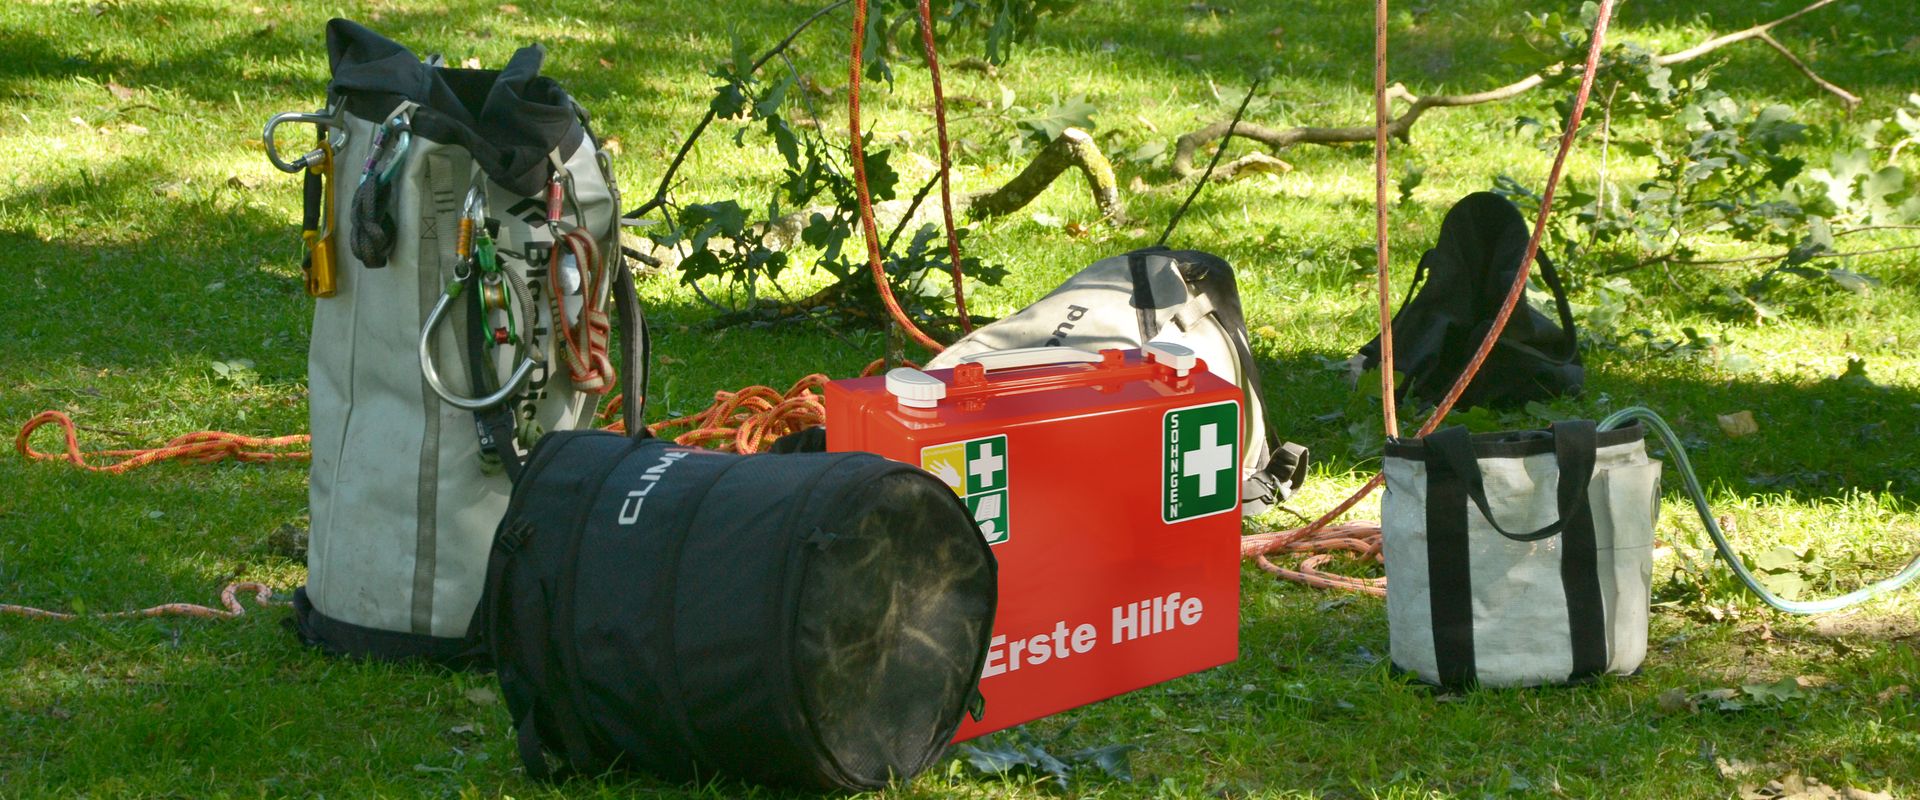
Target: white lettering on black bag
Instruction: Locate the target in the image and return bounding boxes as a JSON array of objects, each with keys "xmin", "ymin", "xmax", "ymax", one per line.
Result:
[
  {"xmin": 925, "ymin": 247, "xmax": 1307, "ymax": 514},
  {"xmin": 1381, "ymin": 421, "xmax": 1660, "ymax": 688},
  {"xmin": 278, "ymin": 20, "xmax": 626, "ymax": 662}
]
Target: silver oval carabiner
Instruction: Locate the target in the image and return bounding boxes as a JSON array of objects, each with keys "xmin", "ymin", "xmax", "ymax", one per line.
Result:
[
  {"xmin": 419, "ymin": 284, "xmax": 539, "ymax": 411},
  {"xmin": 263, "ymin": 111, "xmax": 346, "ymax": 173}
]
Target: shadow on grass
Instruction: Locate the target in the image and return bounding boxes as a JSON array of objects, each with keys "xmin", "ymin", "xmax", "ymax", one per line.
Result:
[
  {"xmin": 1253, "ymin": 342, "xmax": 1920, "ymax": 508},
  {"xmin": 0, "ymin": 159, "xmax": 310, "ymax": 381}
]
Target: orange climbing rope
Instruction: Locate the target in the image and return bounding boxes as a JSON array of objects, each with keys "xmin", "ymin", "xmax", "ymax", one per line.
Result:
[
  {"xmin": 8, "ymin": 413, "xmax": 304, "ymax": 621},
  {"xmin": 8, "ymin": 371, "xmax": 844, "ymax": 622},
  {"xmin": 848, "ymin": 0, "xmax": 963, "ymax": 354},
  {"xmin": 0, "ymin": 582, "xmax": 282, "ymax": 621},
  {"xmin": 1244, "ymin": 0, "xmax": 1617, "ymax": 593},
  {"xmin": 602, "ymin": 374, "xmax": 831, "ymax": 454},
  {"xmin": 912, "ymin": 0, "xmax": 971, "ymax": 334},
  {"xmin": 14, "ymin": 410, "xmax": 310, "ymax": 473}
]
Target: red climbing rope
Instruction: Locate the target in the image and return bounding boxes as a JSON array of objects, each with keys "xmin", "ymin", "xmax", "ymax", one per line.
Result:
[
  {"xmin": 546, "ymin": 180, "xmax": 616, "ymax": 394},
  {"xmin": 913, "ymin": 0, "xmax": 971, "ymax": 333},
  {"xmin": 1372, "ymin": 0, "xmax": 1400, "ymax": 440},
  {"xmin": 1246, "ymin": 0, "xmax": 1618, "ymax": 593},
  {"xmin": 849, "ymin": 0, "xmax": 952, "ymax": 354},
  {"xmin": 604, "ymin": 375, "xmax": 831, "ymax": 454},
  {"xmin": 15, "ymin": 410, "xmax": 311, "ymax": 473},
  {"xmin": 0, "ymin": 582, "xmax": 282, "ymax": 621}
]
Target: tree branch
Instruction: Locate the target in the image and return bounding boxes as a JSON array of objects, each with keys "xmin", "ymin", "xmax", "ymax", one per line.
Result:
[
  {"xmin": 1756, "ymin": 31, "xmax": 1860, "ymax": 113},
  {"xmin": 1170, "ymin": 0, "xmax": 1853, "ymax": 179},
  {"xmin": 1604, "ymin": 241, "xmax": 1920, "ymax": 275},
  {"xmin": 625, "ymin": 0, "xmax": 852, "ymax": 220},
  {"xmin": 963, "ymin": 127, "xmax": 1127, "ymax": 223},
  {"xmin": 1651, "ymin": 0, "xmax": 1836, "ymax": 66}
]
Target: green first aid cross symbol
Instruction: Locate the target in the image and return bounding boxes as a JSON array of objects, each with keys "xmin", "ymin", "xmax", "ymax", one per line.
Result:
[
  {"xmin": 964, "ymin": 436, "xmax": 1009, "ymax": 544},
  {"xmin": 965, "ymin": 437, "xmax": 1007, "ymax": 494},
  {"xmin": 1163, "ymin": 401, "xmax": 1240, "ymax": 522}
]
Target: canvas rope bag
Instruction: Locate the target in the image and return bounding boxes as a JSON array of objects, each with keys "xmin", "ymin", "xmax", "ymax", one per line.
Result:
[
  {"xmin": 273, "ymin": 20, "xmax": 628, "ymax": 663},
  {"xmin": 478, "ymin": 428, "xmax": 997, "ymax": 790},
  {"xmin": 924, "ymin": 246, "xmax": 1309, "ymax": 515},
  {"xmin": 1381, "ymin": 421, "xmax": 1661, "ymax": 688}
]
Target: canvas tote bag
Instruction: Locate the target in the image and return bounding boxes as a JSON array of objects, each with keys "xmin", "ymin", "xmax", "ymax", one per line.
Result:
[
  {"xmin": 1381, "ymin": 421, "xmax": 1661, "ymax": 688},
  {"xmin": 283, "ymin": 20, "xmax": 626, "ymax": 663}
]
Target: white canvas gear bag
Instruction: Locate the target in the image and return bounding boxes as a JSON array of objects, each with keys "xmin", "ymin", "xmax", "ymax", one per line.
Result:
[
  {"xmin": 925, "ymin": 247, "xmax": 1308, "ymax": 515},
  {"xmin": 269, "ymin": 20, "xmax": 631, "ymax": 663},
  {"xmin": 1381, "ymin": 421, "xmax": 1661, "ymax": 688}
]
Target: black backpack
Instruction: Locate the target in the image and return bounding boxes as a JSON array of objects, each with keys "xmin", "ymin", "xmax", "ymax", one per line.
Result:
[
  {"xmin": 478, "ymin": 428, "xmax": 998, "ymax": 791},
  {"xmin": 1359, "ymin": 192, "xmax": 1583, "ymax": 408}
]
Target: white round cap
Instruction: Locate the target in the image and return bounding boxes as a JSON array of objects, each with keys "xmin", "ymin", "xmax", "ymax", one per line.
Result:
[
  {"xmin": 1144, "ymin": 340, "xmax": 1197, "ymax": 376},
  {"xmin": 885, "ymin": 367, "xmax": 947, "ymax": 408}
]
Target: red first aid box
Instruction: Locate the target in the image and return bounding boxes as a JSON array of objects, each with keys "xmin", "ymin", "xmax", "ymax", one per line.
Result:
[{"xmin": 825, "ymin": 345, "xmax": 1242, "ymax": 740}]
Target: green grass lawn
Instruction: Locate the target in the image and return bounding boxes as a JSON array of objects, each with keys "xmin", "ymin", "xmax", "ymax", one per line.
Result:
[{"xmin": 3, "ymin": 0, "xmax": 1919, "ymax": 797}]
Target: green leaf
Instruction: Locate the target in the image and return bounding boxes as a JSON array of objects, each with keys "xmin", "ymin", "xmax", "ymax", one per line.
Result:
[
  {"xmin": 709, "ymin": 82, "xmax": 748, "ymax": 119},
  {"xmin": 1752, "ymin": 545, "xmax": 1804, "ymax": 573},
  {"xmin": 1524, "ymin": 400, "xmax": 1574, "ymax": 423},
  {"xmin": 1742, "ymin": 677, "xmax": 1807, "ymax": 703},
  {"xmin": 1397, "ymin": 165, "xmax": 1426, "ymax": 205},
  {"xmin": 1757, "ymin": 570, "xmax": 1807, "ymax": 600},
  {"xmin": 1826, "ymin": 268, "xmax": 1880, "ymax": 295},
  {"xmin": 753, "ymin": 76, "xmax": 791, "ymax": 119},
  {"xmin": 1018, "ymin": 94, "xmax": 1098, "ymax": 143},
  {"xmin": 1126, "ymin": 139, "xmax": 1168, "ymax": 164},
  {"xmin": 768, "ymin": 117, "xmax": 799, "ymax": 170},
  {"xmin": 1784, "ymin": 217, "xmax": 1833, "ymax": 265},
  {"xmin": 860, "ymin": 146, "xmax": 898, "ymax": 202},
  {"xmin": 1863, "ymin": 166, "xmax": 1908, "ymax": 224},
  {"xmin": 1065, "ymin": 743, "xmax": 1137, "ymax": 783},
  {"xmin": 684, "ymin": 200, "xmax": 749, "ymax": 237},
  {"xmin": 729, "ymin": 27, "xmax": 753, "ymax": 82}
]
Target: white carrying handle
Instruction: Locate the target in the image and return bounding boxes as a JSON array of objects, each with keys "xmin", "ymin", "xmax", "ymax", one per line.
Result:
[{"xmin": 957, "ymin": 346, "xmax": 1102, "ymax": 372}]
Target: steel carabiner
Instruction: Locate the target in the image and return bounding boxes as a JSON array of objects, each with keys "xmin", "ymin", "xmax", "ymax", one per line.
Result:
[
  {"xmin": 419, "ymin": 280, "xmax": 540, "ymax": 411},
  {"xmin": 264, "ymin": 110, "xmax": 347, "ymax": 173}
]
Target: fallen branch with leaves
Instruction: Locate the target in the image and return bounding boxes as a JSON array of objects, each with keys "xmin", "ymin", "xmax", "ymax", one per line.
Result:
[{"xmin": 1170, "ymin": 0, "xmax": 1858, "ymax": 179}]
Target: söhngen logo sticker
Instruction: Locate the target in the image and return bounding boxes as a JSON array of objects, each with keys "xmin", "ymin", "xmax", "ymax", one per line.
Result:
[{"xmin": 1163, "ymin": 401, "xmax": 1239, "ymax": 522}]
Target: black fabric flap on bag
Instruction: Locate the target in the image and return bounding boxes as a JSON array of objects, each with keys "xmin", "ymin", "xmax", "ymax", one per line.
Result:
[{"xmin": 325, "ymin": 18, "xmax": 583, "ymax": 196}]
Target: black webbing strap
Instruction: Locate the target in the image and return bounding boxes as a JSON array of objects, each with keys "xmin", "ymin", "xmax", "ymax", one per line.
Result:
[
  {"xmin": 609, "ymin": 255, "xmax": 650, "ymax": 440},
  {"xmin": 1127, "ymin": 252, "xmax": 1161, "ymax": 343},
  {"xmin": 1430, "ymin": 423, "xmax": 1596, "ymax": 543},
  {"xmin": 1423, "ymin": 422, "xmax": 1610, "ymax": 685},
  {"xmin": 1423, "ymin": 439, "xmax": 1477, "ymax": 688},
  {"xmin": 516, "ymin": 706, "xmax": 557, "ymax": 781},
  {"xmin": 462, "ymin": 263, "xmax": 525, "ymax": 482},
  {"xmin": 300, "ymin": 150, "xmax": 322, "ymax": 276},
  {"xmin": 1240, "ymin": 441, "xmax": 1310, "ymax": 513}
]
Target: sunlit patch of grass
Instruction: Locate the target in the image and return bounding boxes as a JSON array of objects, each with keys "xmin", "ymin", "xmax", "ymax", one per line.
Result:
[{"xmin": 3, "ymin": 0, "xmax": 1918, "ymax": 797}]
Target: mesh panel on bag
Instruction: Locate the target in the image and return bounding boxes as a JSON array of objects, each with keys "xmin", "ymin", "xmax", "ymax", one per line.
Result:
[{"xmin": 792, "ymin": 470, "xmax": 995, "ymax": 784}]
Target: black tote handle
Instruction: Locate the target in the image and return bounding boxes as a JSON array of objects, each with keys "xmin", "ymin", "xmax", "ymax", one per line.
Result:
[
  {"xmin": 610, "ymin": 256, "xmax": 651, "ymax": 441},
  {"xmin": 1427, "ymin": 420, "xmax": 1598, "ymax": 542}
]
